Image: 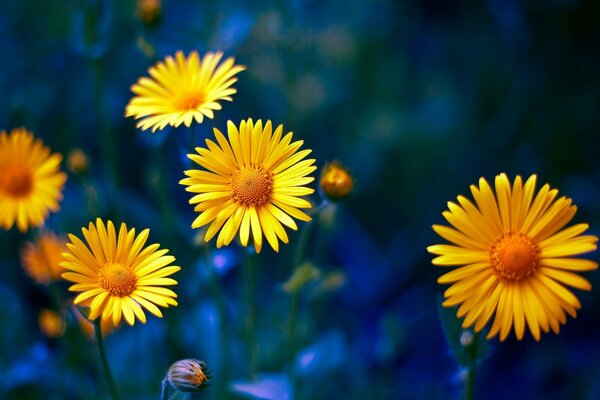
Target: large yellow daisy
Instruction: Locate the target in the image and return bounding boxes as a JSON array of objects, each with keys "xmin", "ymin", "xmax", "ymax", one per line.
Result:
[
  {"xmin": 125, "ymin": 50, "xmax": 246, "ymax": 132},
  {"xmin": 61, "ymin": 219, "xmax": 180, "ymax": 326},
  {"xmin": 0, "ymin": 128, "xmax": 67, "ymax": 232},
  {"xmin": 180, "ymin": 119, "xmax": 316, "ymax": 253},
  {"xmin": 428, "ymin": 173, "xmax": 598, "ymax": 341}
]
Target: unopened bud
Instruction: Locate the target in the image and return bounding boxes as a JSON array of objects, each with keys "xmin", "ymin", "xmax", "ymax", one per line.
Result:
[
  {"xmin": 39, "ymin": 309, "xmax": 66, "ymax": 338},
  {"xmin": 319, "ymin": 161, "xmax": 354, "ymax": 201},
  {"xmin": 137, "ymin": 0, "xmax": 162, "ymax": 26},
  {"xmin": 67, "ymin": 148, "xmax": 89, "ymax": 175},
  {"xmin": 167, "ymin": 359, "xmax": 211, "ymax": 392}
]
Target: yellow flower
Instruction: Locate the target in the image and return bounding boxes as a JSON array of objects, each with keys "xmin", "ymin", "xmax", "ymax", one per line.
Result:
[
  {"xmin": 319, "ymin": 161, "xmax": 354, "ymax": 200},
  {"xmin": 20, "ymin": 231, "xmax": 67, "ymax": 285},
  {"xmin": 38, "ymin": 309, "xmax": 66, "ymax": 338},
  {"xmin": 0, "ymin": 128, "xmax": 67, "ymax": 232},
  {"xmin": 61, "ymin": 219, "xmax": 180, "ymax": 326},
  {"xmin": 67, "ymin": 148, "xmax": 90, "ymax": 175},
  {"xmin": 125, "ymin": 51, "xmax": 246, "ymax": 132},
  {"xmin": 136, "ymin": 0, "xmax": 161, "ymax": 25},
  {"xmin": 428, "ymin": 173, "xmax": 598, "ymax": 341},
  {"xmin": 180, "ymin": 119, "xmax": 316, "ymax": 253}
]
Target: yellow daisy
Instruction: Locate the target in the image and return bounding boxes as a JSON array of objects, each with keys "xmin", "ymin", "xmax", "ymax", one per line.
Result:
[
  {"xmin": 180, "ymin": 119, "xmax": 316, "ymax": 253},
  {"xmin": 20, "ymin": 230, "xmax": 67, "ymax": 285},
  {"xmin": 61, "ymin": 219, "xmax": 180, "ymax": 326},
  {"xmin": 125, "ymin": 50, "xmax": 246, "ymax": 132},
  {"xmin": 428, "ymin": 173, "xmax": 598, "ymax": 341},
  {"xmin": 0, "ymin": 128, "xmax": 67, "ymax": 232}
]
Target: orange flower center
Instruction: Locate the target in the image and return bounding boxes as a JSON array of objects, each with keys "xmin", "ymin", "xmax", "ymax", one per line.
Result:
[
  {"xmin": 172, "ymin": 90, "xmax": 205, "ymax": 111},
  {"xmin": 230, "ymin": 164, "xmax": 274, "ymax": 207},
  {"xmin": 0, "ymin": 164, "xmax": 33, "ymax": 197},
  {"xmin": 98, "ymin": 263, "xmax": 137, "ymax": 296},
  {"xmin": 489, "ymin": 232, "xmax": 540, "ymax": 281}
]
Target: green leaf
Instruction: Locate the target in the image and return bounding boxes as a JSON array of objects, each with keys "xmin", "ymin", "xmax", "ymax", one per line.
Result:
[
  {"xmin": 282, "ymin": 262, "xmax": 321, "ymax": 294},
  {"xmin": 437, "ymin": 295, "xmax": 488, "ymax": 368}
]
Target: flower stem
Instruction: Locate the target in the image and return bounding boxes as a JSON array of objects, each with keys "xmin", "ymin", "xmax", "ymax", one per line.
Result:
[
  {"xmin": 465, "ymin": 331, "xmax": 480, "ymax": 400},
  {"xmin": 93, "ymin": 319, "xmax": 120, "ymax": 400},
  {"xmin": 245, "ymin": 252, "xmax": 258, "ymax": 377},
  {"xmin": 160, "ymin": 377, "xmax": 169, "ymax": 400}
]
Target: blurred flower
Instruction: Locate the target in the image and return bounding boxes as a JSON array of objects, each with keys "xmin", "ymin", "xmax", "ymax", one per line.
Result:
[
  {"xmin": 319, "ymin": 161, "xmax": 354, "ymax": 201},
  {"xmin": 38, "ymin": 309, "xmax": 66, "ymax": 338},
  {"xmin": 0, "ymin": 128, "xmax": 67, "ymax": 232},
  {"xmin": 71, "ymin": 302, "xmax": 116, "ymax": 338},
  {"xmin": 428, "ymin": 173, "xmax": 598, "ymax": 341},
  {"xmin": 136, "ymin": 0, "xmax": 161, "ymax": 26},
  {"xmin": 61, "ymin": 218, "xmax": 180, "ymax": 326},
  {"xmin": 66, "ymin": 148, "xmax": 90, "ymax": 175},
  {"xmin": 166, "ymin": 359, "xmax": 211, "ymax": 392},
  {"xmin": 180, "ymin": 119, "xmax": 316, "ymax": 253},
  {"xmin": 125, "ymin": 51, "xmax": 246, "ymax": 132},
  {"xmin": 20, "ymin": 231, "xmax": 67, "ymax": 285}
]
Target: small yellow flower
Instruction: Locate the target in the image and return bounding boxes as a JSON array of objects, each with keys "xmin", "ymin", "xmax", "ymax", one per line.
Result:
[
  {"xmin": 20, "ymin": 231, "xmax": 67, "ymax": 285},
  {"xmin": 180, "ymin": 119, "xmax": 316, "ymax": 253},
  {"xmin": 38, "ymin": 309, "xmax": 66, "ymax": 338},
  {"xmin": 61, "ymin": 219, "xmax": 180, "ymax": 326},
  {"xmin": 67, "ymin": 148, "xmax": 90, "ymax": 175},
  {"xmin": 167, "ymin": 359, "xmax": 211, "ymax": 392},
  {"xmin": 0, "ymin": 128, "xmax": 67, "ymax": 232},
  {"xmin": 428, "ymin": 173, "xmax": 598, "ymax": 341},
  {"xmin": 319, "ymin": 161, "xmax": 353, "ymax": 200},
  {"xmin": 125, "ymin": 51, "xmax": 246, "ymax": 132}
]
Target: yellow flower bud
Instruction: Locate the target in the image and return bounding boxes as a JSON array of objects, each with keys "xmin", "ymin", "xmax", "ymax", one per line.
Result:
[
  {"xmin": 319, "ymin": 161, "xmax": 354, "ymax": 201},
  {"xmin": 137, "ymin": 0, "xmax": 162, "ymax": 26},
  {"xmin": 167, "ymin": 359, "xmax": 211, "ymax": 392},
  {"xmin": 38, "ymin": 309, "xmax": 66, "ymax": 338},
  {"xmin": 67, "ymin": 148, "xmax": 89, "ymax": 175}
]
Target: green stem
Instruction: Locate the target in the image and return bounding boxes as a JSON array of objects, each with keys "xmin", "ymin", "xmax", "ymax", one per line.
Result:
[
  {"xmin": 465, "ymin": 331, "xmax": 480, "ymax": 400},
  {"xmin": 94, "ymin": 319, "xmax": 120, "ymax": 400},
  {"xmin": 245, "ymin": 252, "xmax": 258, "ymax": 377}
]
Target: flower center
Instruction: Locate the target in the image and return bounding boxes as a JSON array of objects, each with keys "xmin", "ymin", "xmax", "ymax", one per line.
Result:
[
  {"xmin": 489, "ymin": 232, "xmax": 540, "ymax": 281},
  {"xmin": 98, "ymin": 263, "xmax": 137, "ymax": 297},
  {"xmin": 230, "ymin": 164, "xmax": 274, "ymax": 207},
  {"xmin": 0, "ymin": 164, "xmax": 33, "ymax": 197},
  {"xmin": 172, "ymin": 90, "xmax": 205, "ymax": 111}
]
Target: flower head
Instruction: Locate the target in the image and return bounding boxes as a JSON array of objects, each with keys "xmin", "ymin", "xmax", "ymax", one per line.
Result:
[
  {"xmin": 38, "ymin": 309, "xmax": 66, "ymax": 338},
  {"xmin": 136, "ymin": 0, "xmax": 161, "ymax": 26},
  {"xmin": 20, "ymin": 231, "xmax": 67, "ymax": 285},
  {"xmin": 61, "ymin": 219, "xmax": 180, "ymax": 326},
  {"xmin": 319, "ymin": 161, "xmax": 353, "ymax": 201},
  {"xmin": 0, "ymin": 128, "xmax": 67, "ymax": 232},
  {"xmin": 125, "ymin": 51, "xmax": 245, "ymax": 132},
  {"xmin": 166, "ymin": 359, "xmax": 212, "ymax": 392},
  {"xmin": 67, "ymin": 148, "xmax": 90, "ymax": 175},
  {"xmin": 180, "ymin": 119, "xmax": 316, "ymax": 253},
  {"xmin": 428, "ymin": 173, "xmax": 598, "ymax": 341}
]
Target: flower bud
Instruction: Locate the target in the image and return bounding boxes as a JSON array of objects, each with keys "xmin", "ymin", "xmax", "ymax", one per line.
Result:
[
  {"xmin": 67, "ymin": 148, "xmax": 90, "ymax": 175},
  {"xmin": 319, "ymin": 161, "xmax": 354, "ymax": 201},
  {"xmin": 39, "ymin": 309, "xmax": 66, "ymax": 338},
  {"xmin": 136, "ymin": 0, "xmax": 162, "ymax": 26},
  {"xmin": 167, "ymin": 359, "xmax": 211, "ymax": 392}
]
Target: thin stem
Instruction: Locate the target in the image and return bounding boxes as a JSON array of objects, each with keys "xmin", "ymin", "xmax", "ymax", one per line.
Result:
[
  {"xmin": 245, "ymin": 252, "xmax": 258, "ymax": 377},
  {"xmin": 160, "ymin": 377, "xmax": 169, "ymax": 400},
  {"xmin": 465, "ymin": 331, "xmax": 480, "ymax": 400},
  {"xmin": 94, "ymin": 319, "xmax": 120, "ymax": 400}
]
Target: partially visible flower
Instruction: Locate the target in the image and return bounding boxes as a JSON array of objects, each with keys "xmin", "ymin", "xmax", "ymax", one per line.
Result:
[
  {"xmin": 61, "ymin": 219, "xmax": 180, "ymax": 326},
  {"xmin": 71, "ymin": 302, "xmax": 117, "ymax": 339},
  {"xmin": 67, "ymin": 148, "xmax": 90, "ymax": 175},
  {"xmin": 180, "ymin": 119, "xmax": 316, "ymax": 253},
  {"xmin": 319, "ymin": 161, "xmax": 353, "ymax": 201},
  {"xmin": 20, "ymin": 231, "xmax": 67, "ymax": 285},
  {"xmin": 0, "ymin": 128, "xmax": 67, "ymax": 232},
  {"xmin": 428, "ymin": 173, "xmax": 598, "ymax": 341},
  {"xmin": 38, "ymin": 309, "xmax": 66, "ymax": 338},
  {"xmin": 125, "ymin": 51, "xmax": 246, "ymax": 132},
  {"xmin": 136, "ymin": 0, "xmax": 161, "ymax": 26},
  {"xmin": 166, "ymin": 359, "xmax": 211, "ymax": 392}
]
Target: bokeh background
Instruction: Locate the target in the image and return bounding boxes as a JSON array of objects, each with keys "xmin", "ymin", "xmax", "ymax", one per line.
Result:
[{"xmin": 1, "ymin": 0, "xmax": 600, "ymax": 399}]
